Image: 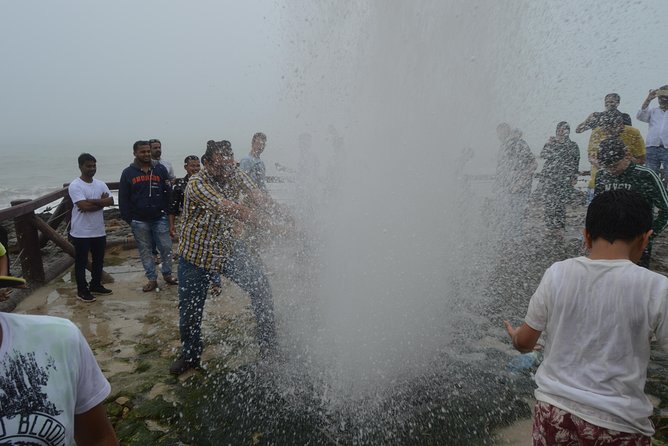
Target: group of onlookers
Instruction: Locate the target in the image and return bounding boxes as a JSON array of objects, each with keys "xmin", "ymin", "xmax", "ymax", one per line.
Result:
[
  {"xmin": 69, "ymin": 133, "xmax": 271, "ymax": 300},
  {"xmin": 496, "ymin": 85, "xmax": 668, "ymax": 268},
  {"xmin": 0, "ymin": 132, "xmax": 283, "ymax": 443},
  {"xmin": 66, "ymin": 132, "xmax": 288, "ymax": 377},
  {"xmin": 503, "ymin": 85, "xmax": 668, "ymax": 444}
]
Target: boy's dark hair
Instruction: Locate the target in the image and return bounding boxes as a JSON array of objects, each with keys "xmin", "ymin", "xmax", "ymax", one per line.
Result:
[
  {"xmin": 586, "ymin": 190, "xmax": 652, "ymax": 243},
  {"xmin": 78, "ymin": 153, "xmax": 96, "ymax": 167},
  {"xmin": 133, "ymin": 140, "xmax": 150, "ymax": 152},
  {"xmin": 184, "ymin": 155, "xmax": 199, "ymax": 164},
  {"xmin": 605, "ymin": 93, "xmax": 620, "ymax": 101}
]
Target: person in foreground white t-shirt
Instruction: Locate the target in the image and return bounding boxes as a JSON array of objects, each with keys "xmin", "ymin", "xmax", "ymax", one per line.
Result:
[
  {"xmin": 0, "ymin": 311, "xmax": 118, "ymax": 445},
  {"xmin": 504, "ymin": 189, "xmax": 668, "ymax": 444}
]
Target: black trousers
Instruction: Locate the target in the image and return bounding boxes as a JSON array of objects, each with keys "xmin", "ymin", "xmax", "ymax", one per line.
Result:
[{"xmin": 71, "ymin": 235, "xmax": 106, "ymax": 292}]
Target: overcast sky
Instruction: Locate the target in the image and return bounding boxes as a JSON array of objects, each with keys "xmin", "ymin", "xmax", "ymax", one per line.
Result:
[
  {"xmin": 0, "ymin": 0, "xmax": 290, "ymax": 155},
  {"xmin": 0, "ymin": 0, "xmax": 665, "ymax": 174}
]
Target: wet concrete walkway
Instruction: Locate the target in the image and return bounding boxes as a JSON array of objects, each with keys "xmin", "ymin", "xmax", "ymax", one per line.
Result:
[{"xmin": 12, "ymin": 244, "xmax": 265, "ymax": 443}]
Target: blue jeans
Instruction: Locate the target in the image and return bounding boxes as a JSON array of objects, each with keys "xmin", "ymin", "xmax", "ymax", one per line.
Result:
[
  {"xmin": 177, "ymin": 239, "xmax": 276, "ymax": 362},
  {"xmin": 131, "ymin": 216, "xmax": 173, "ymax": 281},
  {"xmin": 646, "ymin": 146, "xmax": 668, "ymax": 175}
]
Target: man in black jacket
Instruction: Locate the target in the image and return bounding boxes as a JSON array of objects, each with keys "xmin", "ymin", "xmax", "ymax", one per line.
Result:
[{"xmin": 119, "ymin": 140, "xmax": 177, "ymax": 292}]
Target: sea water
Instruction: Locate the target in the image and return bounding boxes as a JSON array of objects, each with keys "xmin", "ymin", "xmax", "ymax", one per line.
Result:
[{"xmin": 0, "ymin": 143, "xmax": 295, "ymax": 211}]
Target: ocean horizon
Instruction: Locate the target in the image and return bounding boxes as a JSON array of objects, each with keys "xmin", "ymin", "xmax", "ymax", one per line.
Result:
[
  {"xmin": 0, "ymin": 143, "xmax": 294, "ymax": 211},
  {"xmin": 0, "ymin": 143, "xmax": 590, "ymax": 212}
]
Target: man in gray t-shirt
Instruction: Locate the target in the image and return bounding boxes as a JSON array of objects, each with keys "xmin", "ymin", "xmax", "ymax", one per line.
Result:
[
  {"xmin": 239, "ymin": 132, "xmax": 268, "ymax": 191},
  {"xmin": 149, "ymin": 138, "xmax": 176, "ymax": 182}
]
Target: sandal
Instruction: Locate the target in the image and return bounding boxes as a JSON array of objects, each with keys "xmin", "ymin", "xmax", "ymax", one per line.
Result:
[
  {"xmin": 163, "ymin": 276, "xmax": 178, "ymax": 286},
  {"xmin": 142, "ymin": 280, "xmax": 158, "ymax": 292}
]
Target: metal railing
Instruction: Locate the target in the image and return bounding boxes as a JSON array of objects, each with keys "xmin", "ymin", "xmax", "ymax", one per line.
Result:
[{"xmin": 0, "ymin": 182, "xmax": 121, "ymax": 286}]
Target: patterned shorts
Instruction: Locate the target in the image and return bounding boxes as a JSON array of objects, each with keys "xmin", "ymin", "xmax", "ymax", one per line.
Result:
[{"xmin": 532, "ymin": 401, "xmax": 651, "ymax": 445}]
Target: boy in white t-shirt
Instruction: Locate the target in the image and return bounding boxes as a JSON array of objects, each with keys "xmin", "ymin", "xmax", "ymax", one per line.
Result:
[
  {"xmin": 504, "ymin": 189, "xmax": 668, "ymax": 444},
  {"xmin": 68, "ymin": 153, "xmax": 114, "ymax": 302}
]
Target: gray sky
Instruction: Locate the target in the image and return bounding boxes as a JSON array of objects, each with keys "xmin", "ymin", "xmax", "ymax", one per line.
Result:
[
  {"xmin": 0, "ymin": 0, "xmax": 289, "ymax": 157},
  {"xmin": 0, "ymin": 0, "xmax": 665, "ymax": 173}
]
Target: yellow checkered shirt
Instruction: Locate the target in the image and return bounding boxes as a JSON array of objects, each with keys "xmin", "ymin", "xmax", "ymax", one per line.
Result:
[{"xmin": 176, "ymin": 167, "xmax": 256, "ymax": 271}]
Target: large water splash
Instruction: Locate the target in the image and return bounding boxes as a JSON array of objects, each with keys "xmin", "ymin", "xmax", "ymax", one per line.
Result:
[
  {"xmin": 274, "ymin": 0, "xmax": 519, "ymax": 399},
  {"xmin": 183, "ymin": 1, "xmax": 668, "ymax": 443}
]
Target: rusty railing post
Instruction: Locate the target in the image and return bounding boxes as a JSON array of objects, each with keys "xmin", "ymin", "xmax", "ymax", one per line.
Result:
[{"xmin": 11, "ymin": 199, "xmax": 45, "ymax": 284}]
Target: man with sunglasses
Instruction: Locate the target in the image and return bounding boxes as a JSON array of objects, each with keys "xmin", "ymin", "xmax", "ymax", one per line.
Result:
[{"xmin": 170, "ymin": 140, "xmax": 280, "ymax": 375}]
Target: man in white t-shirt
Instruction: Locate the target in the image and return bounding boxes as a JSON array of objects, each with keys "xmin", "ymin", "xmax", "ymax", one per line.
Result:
[
  {"xmin": 637, "ymin": 85, "xmax": 668, "ymax": 178},
  {"xmin": 0, "ymin": 311, "xmax": 118, "ymax": 445},
  {"xmin": 504, "ymin": 189, "xmax": 668, "ymax": 443},
  {"xmin": 68, "ymin": 153, "xmax": 114, "ymax": 302}
]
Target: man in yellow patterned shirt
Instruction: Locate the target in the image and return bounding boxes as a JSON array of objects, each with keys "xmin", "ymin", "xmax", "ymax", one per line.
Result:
[{"xmin": 171, "ymin": 140, "xmax": 278, "ymax": 375}]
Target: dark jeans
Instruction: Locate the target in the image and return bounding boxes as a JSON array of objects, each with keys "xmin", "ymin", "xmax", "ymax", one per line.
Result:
[
  {"xmin": 71, "ymin": 235, "xmax": 106, "ymax": 292},
  {"xmin": 178, "ymin": 239, "xmax": 276, "ymax": 362}
]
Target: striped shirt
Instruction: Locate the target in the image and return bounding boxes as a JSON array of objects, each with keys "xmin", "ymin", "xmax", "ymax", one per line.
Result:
[
  {"xmin": 595, "ymin": 162, "xmax": 668, "ymax": 236},
  {"xmin": 177, "ymin": 167, "xmax": 257, "ymax": 271}
]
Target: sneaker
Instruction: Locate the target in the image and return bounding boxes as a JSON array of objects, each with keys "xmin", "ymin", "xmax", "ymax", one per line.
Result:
[
  {"xmin": 90, "ymin": 285, "xmax": 113, "ymax": 295},
  {"xmin": 77, "ymin": 291, "xmax": 96, "ymax": 303},
  {"xmin": 169, "ymin": 356, "xmax": 200, "ymax": 375}
]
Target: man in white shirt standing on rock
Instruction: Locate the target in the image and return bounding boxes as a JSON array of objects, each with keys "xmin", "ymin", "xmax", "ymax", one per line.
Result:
[
  {"xmin": 637, "ymin": 85, "xmax": 668, "ymax": 178},
  {"xmin": 68, "ymin": 153, "xmax": 114, "ymax": 302}
]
